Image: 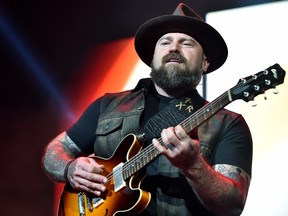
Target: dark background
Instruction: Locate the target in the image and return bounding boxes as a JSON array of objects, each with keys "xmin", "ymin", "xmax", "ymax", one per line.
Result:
[{"xmin": 0, "ymin": 0, "xmax": 281, "ymax": 215}]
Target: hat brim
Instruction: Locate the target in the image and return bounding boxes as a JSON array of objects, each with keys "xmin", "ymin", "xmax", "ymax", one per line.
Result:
[{"xmin": 134, "ymin": 15, "xmax": 228, "ymax": 74}]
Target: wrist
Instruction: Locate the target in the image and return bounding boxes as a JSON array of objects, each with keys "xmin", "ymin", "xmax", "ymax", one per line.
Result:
[
  {"xmin": 63, "ymin": 159, "xmax": 74, "ymax": 181},
  {"xmin": 183, "ymin": 154, "xmax": 206, "ymax": 179}
]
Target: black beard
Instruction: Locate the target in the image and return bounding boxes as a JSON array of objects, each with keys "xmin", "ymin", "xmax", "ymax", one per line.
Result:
[{"xmin": 150, "ymin": 59, "xmax": 202, "ymax": 94}]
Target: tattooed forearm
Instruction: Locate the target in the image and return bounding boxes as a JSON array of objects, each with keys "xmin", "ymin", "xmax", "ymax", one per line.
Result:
[
  {"xmin": 41, "ymin": 132, "xmax": 83, "ymax": 182},
  {"xmin": 184, "ymin": 158, "xmax": 251, "ymax": 215},
  {"xmin": 213, "ymin": 164, "xmax": 251, "ymax": 205}
]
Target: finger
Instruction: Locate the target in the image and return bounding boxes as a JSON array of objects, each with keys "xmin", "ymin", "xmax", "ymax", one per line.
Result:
[
  {"xmin": 72, "ymin": 174, "xmax": 107, "ymax": 196},
  {"xmin": 174, "ymin": 125, "xmax": 189, "ymax": 140},
  {"xmin": 165, "ymin": 127, "xmax": 179, "ymax": 142},
  {"xmin": 174, "ymin": 125, "xmax": 198, "ymax": 151},
  {"xmin": 87, "ymin": 157, "xmax": 102, "ymax": 166},
  {"xmin": 71, "ymin": 160, "xmax": 108, "ymax": 184},
  {"xmin": 82, "ymin": 169, "xmax": 107, "ymax": 182},
  {"xmin": 152, "ymin": 138, "xmax": 174, "ymax": 159},
  {"xmin": 79, "ymin": 158, "xmax": 105, "ymax": 174},
  {"xmin": 152, "ymin": 138, "xmax": 166, "ymax": 153},
  {"xmin": 78, "ymin": 181, "xmax": 106, "ymax": 196},
  {"xmin": 162, "ymin": 127, "xmax": 179, "ymax": 148},
  {"xmin": 161, "ymin": 128, "xmax": 169, "ymax": 146}
]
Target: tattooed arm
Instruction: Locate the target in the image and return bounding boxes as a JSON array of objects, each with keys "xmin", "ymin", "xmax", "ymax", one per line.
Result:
[
  {"xmin": 212, "ymin": 164, "xmax": 250, "ymax": 209},
  {"xmin": 153, "ymin": 125, "xmax": 251, "ymax": 216},
  {"xmin": 184, "ymin": 162, "xmax": 250, "ymax": 216},
  {"xmin": 41, "ymin": 132, "xmax": 108, "ymax": 196},
  {"xmin": 41, "ymin": 132, "xmax": 83, "ymax": 182}
]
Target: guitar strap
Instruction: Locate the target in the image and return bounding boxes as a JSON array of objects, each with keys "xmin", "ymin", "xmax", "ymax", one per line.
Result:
[{"xmin": 137, "ymin": 90, "xmax": 206, "ymax": 145}]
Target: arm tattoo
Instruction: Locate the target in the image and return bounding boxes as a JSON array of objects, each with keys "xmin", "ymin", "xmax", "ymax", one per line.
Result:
[
  {"xmin": 213, "ymin": 164, "xmax": 251, "ymax": 206},
  {"xmin": 42, "ymin": 132, "xmax": 84, "ymax": 182},
  {"xmin": 58, "ymin": 133, "xmax": 82, "ymax": 157},
  {"xmin": 213, "ymin": 164, "xmax": 251, "ymax": 185}
]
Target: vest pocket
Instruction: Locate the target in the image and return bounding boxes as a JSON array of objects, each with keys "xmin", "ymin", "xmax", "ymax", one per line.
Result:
[
  {"xmin": 96, "ymin": 117, "xmax": 123, "ymax": 135},
  {"xmin": 94, "ymin": 117, "xmax": 124, "ymax": 157}
]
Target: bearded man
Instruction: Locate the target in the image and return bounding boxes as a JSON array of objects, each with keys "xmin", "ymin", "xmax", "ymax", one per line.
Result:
[{"xmin": 42, "ymin": 3, "xmax": 252, "ymax": 216}]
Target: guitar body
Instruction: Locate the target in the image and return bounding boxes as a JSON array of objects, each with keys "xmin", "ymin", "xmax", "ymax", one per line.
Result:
[{"xmin": 58, "ymin": 134, "xmax": 151, "ymax": 216}]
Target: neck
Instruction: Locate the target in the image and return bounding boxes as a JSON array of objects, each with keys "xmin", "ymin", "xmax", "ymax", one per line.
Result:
[{"xmin": 154, "ymin": 84, "xmax": 196, "ymax": 98}]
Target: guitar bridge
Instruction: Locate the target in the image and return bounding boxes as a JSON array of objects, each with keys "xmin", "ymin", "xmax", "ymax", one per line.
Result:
[
  {"xmin": 113, "ymin": 162, "xmax": 126, "ymax": 192},
  {"xmin": 78, "ymin": 192, "xmax": 86, "ymax": 216},
  {"xmin": 86, "ymin": 196, "xmax": 104, "ymax": 211}
]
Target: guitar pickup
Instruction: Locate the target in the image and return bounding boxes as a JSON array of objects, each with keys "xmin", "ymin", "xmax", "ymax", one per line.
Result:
[{"xmin": 113, "ymin": 162, "xmax": 126, "ymax": 192}]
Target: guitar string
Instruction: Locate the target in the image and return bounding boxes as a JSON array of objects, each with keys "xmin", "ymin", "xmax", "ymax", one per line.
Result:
[
  {"xmin": 119, "ymin": 70, "xmax": 275, "ymax": 183},
  {"xmin": 105, "ymin": 79, "xmax": 245, "ymax": 182},
  {"xmin": 112, "ymin": 70, "xmax": 276, "ymax": 186},
  {"xmin": 106, "ymin": 71, "xmax": 268, "ymax": 183},
  {"xmin": 104, "ymin": 90, "xmax": 231, "ymax": 182},
  {"xmin": 121, "ymin": 85, "xmax": 234, "ymax": 169},
  {"xmin": 107, "ymin": 68, "xmax": 281, "ymax": 186}
]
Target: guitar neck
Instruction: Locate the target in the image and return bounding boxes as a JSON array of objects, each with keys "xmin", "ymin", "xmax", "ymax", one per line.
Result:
[{"xmin": 121, "ymin": 90, "xmax": 233, "ymax": 180}]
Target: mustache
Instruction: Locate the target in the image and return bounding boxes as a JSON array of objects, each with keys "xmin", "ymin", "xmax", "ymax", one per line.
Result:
[{"xmin": 162, "ymin": 52, "xmax": 186, "ymax": 64}]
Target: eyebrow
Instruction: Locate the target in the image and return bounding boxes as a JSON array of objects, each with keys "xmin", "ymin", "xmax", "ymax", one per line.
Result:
[
  {"xmin": 158, "ymin": 35, "xmax": 196, "ymax": 44},
  {"xmin": 158, "ymin": 36, "xmax": 173, "ymax": 41}
]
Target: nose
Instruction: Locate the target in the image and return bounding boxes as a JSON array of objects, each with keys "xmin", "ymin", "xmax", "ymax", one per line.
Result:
[{"xmin": 169, "ymin": 41, "xmax": 181, "ymax": 52}]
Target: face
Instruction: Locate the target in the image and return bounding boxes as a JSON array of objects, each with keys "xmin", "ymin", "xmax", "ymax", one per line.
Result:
[{"xmin": 151, "ymin": 32, "xmax": 209, "ymax": 94}]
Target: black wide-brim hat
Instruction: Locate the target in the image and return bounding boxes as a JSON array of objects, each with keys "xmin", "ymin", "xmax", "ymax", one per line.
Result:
[{"xmin": 134, "ymin": 3, "xmax": 228, "ymax": 74}]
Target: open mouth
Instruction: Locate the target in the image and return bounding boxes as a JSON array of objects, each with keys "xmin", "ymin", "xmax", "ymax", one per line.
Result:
[
  {"xmin": 167, "ymin": 58, "xmax": 182, "ymax": 63},
  {"xmin": 163, "ymin": 53, "xmax": 185, "ymax": 64}
]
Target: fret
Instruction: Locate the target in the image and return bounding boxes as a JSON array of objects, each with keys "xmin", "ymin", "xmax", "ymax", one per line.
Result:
[
  {"xmin": 211, "ymin": 104, "xmax": 214, "ymax": 114},
  {"xmin": 144, "ymin": 154, "xmax": 148, "ymax": 164},
  {"xmin": 127, "ymin": 166, "xmax": 131, "ymax": 177},
  {"xmin": 219, "ymin": 97, "xmax": 222, "ymax": 108},
  {"xmin": 203, "ymin": 107, "xmax": 207, "ymax": 120},
  {"xmin": 203, "ymin": 103, "xmax": 212, "ymax": 120},
  {"xmin": 196, "ymin": 116, "xmax": 199, "ymax": 126},
  {"xmin": 123, "ymin": 168, "xmax": 127, "ymax": 179},
  {"xmin": 135, "ymin": 160, "xmax": 139, "ymax": 170}
]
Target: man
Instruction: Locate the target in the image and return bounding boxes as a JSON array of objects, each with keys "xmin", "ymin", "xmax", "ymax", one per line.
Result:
[{"xmin": 42, "ymin": 3, "xmax": 252, "ymax": 216}]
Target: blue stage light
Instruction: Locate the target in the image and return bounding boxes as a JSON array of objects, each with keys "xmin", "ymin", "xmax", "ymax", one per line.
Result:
[{"xmin": 0, "ymin": 14, "xmax": 75, "ymax": 121}]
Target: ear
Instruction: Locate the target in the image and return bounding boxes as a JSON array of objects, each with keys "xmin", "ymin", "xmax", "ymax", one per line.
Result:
[{"xmin": 202, "ymin": 55, "xmax": 210, "ymax": 73}]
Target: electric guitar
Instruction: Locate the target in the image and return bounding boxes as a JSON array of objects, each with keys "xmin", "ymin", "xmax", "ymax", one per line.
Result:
[{"xmin": 58, "ymin": 63, "xmax": 285, "ymax": 216}]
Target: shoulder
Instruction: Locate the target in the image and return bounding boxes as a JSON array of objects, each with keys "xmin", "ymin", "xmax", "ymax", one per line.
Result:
[
  {"xmin": 99, "ymin": 89, "xmax": 143, "ymax": 106},
  {"xmin": 217, "ymin": 108, "xmax": 242, "ymax": 120},
  {"xmin": 96, "ymin": 78, "xmax": 152, "ymax": 106},
  {"xmin": 212, "ymin": 108, "xmax": 249, "ymax": 129}
]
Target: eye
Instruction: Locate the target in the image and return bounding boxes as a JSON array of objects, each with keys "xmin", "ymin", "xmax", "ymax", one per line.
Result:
[
  {"xmin": 160, "ymin": 40, "xmax": 170, "ymax": 46},
  {"xmin": 182, "ymin": 39, "xmax": 196, "ymax": 47},
  {"xmin": 182, "ymin": 42, "xmax": 193, "ymax": 46}
]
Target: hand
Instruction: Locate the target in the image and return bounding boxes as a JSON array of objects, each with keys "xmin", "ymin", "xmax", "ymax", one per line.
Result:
[
  {"xmin": 66, "ymin": 157, "xmax": 108, "ymax": 196},
  {"xmin": 152, "ymin": 125, "xmax": 201, "ymax": 170}
]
